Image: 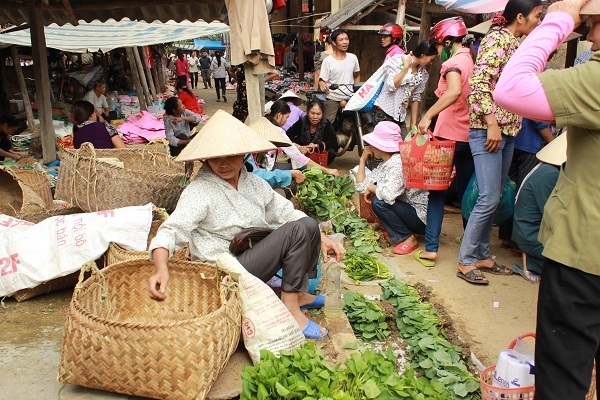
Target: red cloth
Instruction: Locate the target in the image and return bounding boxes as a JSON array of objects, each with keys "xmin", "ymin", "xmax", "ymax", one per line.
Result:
[{"xmin": 178, "ymin": 91, "xmax": 203, "ymax": 114}]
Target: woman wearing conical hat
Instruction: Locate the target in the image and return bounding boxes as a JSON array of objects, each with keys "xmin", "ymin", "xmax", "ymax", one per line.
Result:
[{"xmin": 148, "ymin": 110, "xmax": 343, "ymax": 340}]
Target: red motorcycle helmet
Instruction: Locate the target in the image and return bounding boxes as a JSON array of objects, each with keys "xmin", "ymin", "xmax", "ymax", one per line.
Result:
[
  {"xmin": 429, "ymin": 17, "xmax": 468, "ymax": 44},
  {"xmin": 377, "ymin": 23, "xmax": 403, "ymax": 39}
]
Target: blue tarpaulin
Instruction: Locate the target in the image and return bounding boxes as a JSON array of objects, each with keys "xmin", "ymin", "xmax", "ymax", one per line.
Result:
[{"xmin": 193, "ymin": 39, "xmax": 226, "ymax": 51}]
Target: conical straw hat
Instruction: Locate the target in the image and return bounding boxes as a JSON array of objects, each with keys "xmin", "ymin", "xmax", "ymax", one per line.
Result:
[
  {"xmin": 175, "ymin": 110, "xmax": 276, "ymax": 162},
  {"xmin": 536, "ymin": 132, "xmax": 567, "ymax": 166},
  {"xmin": 248, "ymin": 117, "xmax": 292, "ymax": 147},
  {"xmin": 581, "ymin": 0, "xmax": 600, "ymax": 15}
]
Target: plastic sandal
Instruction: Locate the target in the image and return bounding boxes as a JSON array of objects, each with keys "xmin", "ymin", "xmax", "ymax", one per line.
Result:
[
  {"xmin": 457, "ymin": 269, "xmax": 489, "ymax": 285},
  {"xmin": 393, "ymin": 242, "xmax": 418, "ymax": 255},
  {"xmin": 512, "ymin": 263, "xmax": 541, "ymax": 283},
  {"xmin": 300, "ymin": 294, "xmax": 326, "ymax": 311},
  {"xmin": 302, "ymin": 319, "xmax": 328, "ymax": 340},
  {"xmin": 414, "ymin": 250, "xmax": 436, "ymax": 267}
]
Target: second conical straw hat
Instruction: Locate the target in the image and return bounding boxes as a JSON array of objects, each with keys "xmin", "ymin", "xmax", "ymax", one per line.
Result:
[
  {"xmin": 248, "ymin": 117, "xmax": 292, "ymax": 147},
  {"xmin": 175, "ymin": 110, "xmax": 276, "ymax": 162}
]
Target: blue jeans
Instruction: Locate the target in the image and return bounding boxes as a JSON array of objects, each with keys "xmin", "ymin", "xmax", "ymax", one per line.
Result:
[
  {"xmin": 371, "ymin": 196, "xmax": 425, "ymax": 244},
  {"xmin": 425, "ymin": 141, "xmax": 474, "ymax": 253},
  {"xmin": 459, "ymin": 130, "xmax": 514, "ymax": 265}
]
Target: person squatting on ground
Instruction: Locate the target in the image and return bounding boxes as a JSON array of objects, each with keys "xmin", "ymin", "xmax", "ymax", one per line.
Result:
[
  {"xmin": 148, "ymin": 110, "xmax": 344, "ymax": 339},
  {"xmin": 0, "ymin": 115, "xmax": 22, "ymax": 161},
  {"xmin": 210, "ymin": 51, "xmax": 230, "ymax": 102},
  {"xmin": 353, "ymin": 121, "xmax": 429, "ymax": 256},
  {"xmin": 377, "ymin": 23, "xmax": 406, "ymax": 61},
  {"xmin": 247, "ymin": 117, "xmax": 306, "ymax": 198},
  {"xmin": 286, "ymin": 99, "xmax": 338, "ymax": 165},
  {"xmin": 265, "ymin": 100, "xmax": 339, "ymax": 176},
  {"xmin": 414, "ymin": 17, "xmax": 477, "ymax": 268},
  {"xmin": 510, "ymin": 133, "xmax": 567, "ymax": 283},
  {"xmin": 163, "ymin": 96, "xmax": 201, "ymax": 156},
  {"xmin": 457, "ymin": 0, "xmax": 543, "ymax": 285},
  {"xmin": 318, "ymin": 29, "xmax": 361, "ymax": 123},
  {"xmin": 71, "ymin": 100, "xmax": 126, "ymax": 149},
  {"xmin": 374, "ymin": 40, "xmax": 438, "ymax": 138},
  {"xmin": 494, "ymin": 0, "xmax": 600, "ymax": 397}
]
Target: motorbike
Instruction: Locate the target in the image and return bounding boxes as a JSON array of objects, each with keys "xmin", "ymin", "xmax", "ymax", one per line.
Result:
[{"xmin": 305, "ymin": 83, "xmax": 376, "ymax": 158}]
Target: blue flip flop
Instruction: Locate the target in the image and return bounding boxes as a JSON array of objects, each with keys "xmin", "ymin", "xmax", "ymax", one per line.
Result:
[
  {"xmin": 302, "ymin": 319, "xmax": 328, "ymax": 340},
  {"xmin": 300, "ymin": 294, "xmax": 326, "ymax": 311}
]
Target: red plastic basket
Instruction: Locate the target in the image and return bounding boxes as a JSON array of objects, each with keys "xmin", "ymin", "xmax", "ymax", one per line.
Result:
[
  {"xmin": 398, "ymin": 132, "xmax": 455, "ymax": 190},
  {"xmin": 480, "ymin": 332, "xmax": 596, "ymax": 400}
]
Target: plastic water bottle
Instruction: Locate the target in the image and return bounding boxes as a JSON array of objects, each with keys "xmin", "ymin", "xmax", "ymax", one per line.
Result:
[{"xmin": 323, "ymin": 258, "xmax": 343, "ymax": 318}]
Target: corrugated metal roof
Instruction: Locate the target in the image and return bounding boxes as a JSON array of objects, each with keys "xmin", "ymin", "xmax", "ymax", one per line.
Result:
[
  {"xmin": 315, "ymin": 0, "xmax": 379, "ymax": 30},
  {"xmin": 0, "ymin": 1, "xmax": 226, "ymax": 26}
]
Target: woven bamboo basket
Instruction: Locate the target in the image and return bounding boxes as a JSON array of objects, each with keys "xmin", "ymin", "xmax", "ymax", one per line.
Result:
[
  {"xmin": 0, "ymin": 166, "xmax": 53, "ymax": 217},
  {"xmin": 58, "ymin": 259, "xmax": 241, "ymax": 400},
  {"xmin": 55, "ymin": 141, "xmax": 187, "ymax": 213},
  {"xmin": 105, "ymin": 218, "xmax": 190, "ymax": 265}
]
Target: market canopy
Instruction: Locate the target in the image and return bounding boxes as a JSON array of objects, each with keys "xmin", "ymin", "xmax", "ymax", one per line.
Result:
[{"xmin": 0, "ymin": 18, "xmax": 230, "ymax": 53}]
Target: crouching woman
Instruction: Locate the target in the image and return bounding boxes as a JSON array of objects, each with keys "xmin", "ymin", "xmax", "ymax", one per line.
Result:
[
  {"xmin": 353, "ymin": 121, "xmax": 429, "ymax": 255},
  {"xmin": 148, "ymin": 110, "xmax": 344, "ymax": 340}
]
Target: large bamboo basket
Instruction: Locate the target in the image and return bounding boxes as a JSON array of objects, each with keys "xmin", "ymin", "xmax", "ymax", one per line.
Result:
[
  {"xmin": 55, "ymin": 141, "xmax": 187, "ymax": 213},
  {"xmin": 105, "ymin": 217, "xmax": 190, "ymax": 265},
  {"xmin": 0, "ymin": 166, "xmax": 53, "ymax": 217},
  {"xmin": 58, "ymin": 260, "xmax": 241, "ymax": 400}
]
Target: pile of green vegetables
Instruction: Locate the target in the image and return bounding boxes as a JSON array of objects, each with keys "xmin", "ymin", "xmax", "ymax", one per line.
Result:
[
  {"xmin": 381, "ymin": 278, "xmax": 481, "ymax": 400},
  {"xmin": 342, "ymin": 292, "xmax": 390, "ymax": 342},
  {"xmin": 241, "ymin": 343, "xmax": 448, "ymax": 400},
  {"xmin": 296, "ymin": 168, "xmax": 381, "ymax": 254},
  {"xmin": 343, "ymin": 249, "xmax": 391, "ymax": 282}
]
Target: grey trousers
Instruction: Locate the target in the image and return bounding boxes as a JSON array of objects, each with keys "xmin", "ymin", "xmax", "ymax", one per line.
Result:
[{"xmin": 236, "ymin": 217, "xmax": 320, "ymax": 293}]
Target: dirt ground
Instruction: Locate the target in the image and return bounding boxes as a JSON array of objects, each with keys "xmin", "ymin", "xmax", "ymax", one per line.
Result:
[{"xmin": 0, "ymin": 86, "xmax": 539, "ymax": 398}]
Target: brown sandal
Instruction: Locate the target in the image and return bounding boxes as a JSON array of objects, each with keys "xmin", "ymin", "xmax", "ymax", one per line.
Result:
[
  {"xmin": 457, "ymin": 269, "xmax": 489, "ymax": 285},
  {"xmin": 478, "ymin": 262, "xmax": 513, "ymax": 276}
]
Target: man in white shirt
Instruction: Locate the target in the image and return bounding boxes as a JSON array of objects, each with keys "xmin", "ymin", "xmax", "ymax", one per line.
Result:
[
  {"xmin": 83, "ymin": 80, "xmax": 114, "ymax": 121},
  {"xmin": 318, "ymin": 29, "xmax": 361, "ymax": 123}
]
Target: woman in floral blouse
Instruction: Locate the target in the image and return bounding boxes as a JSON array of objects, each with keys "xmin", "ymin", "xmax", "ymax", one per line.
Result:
[
  {"xmin": 374, "ymin": 40, "xmax": 438, "ymax": 138},
  {"xmin": 457, "ymin": 0, "xmax": 543, "ymax": 285}
]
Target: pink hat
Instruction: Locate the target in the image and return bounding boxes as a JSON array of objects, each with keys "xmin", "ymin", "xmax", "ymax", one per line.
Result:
[{"xmin": 362, "ymin": 121, "xmax": 402, "ymax": 152}]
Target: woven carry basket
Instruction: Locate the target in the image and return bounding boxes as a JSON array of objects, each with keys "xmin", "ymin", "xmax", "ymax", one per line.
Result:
[
  {"xmin": 398, "ymin": 133, "xmax": 456, "ymax": 190},
  {"xmin": 0, "ymin": 166, "xmax": 53, "ymax": 217},
  {"xmin": 55, "ymin": 141, "xmax": 187, "ymax": 213},
  {"xmin": 105, "ymin": 218, "xmax": 189, "ymax": 265},
  {"xmin": 58, "ymin": 260, "xmax": 241, "ymax": 400}
]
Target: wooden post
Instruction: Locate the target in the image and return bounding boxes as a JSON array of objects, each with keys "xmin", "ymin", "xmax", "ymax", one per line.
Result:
[
  {"xmin": 132, "ymin": 46, "xmax": 152, "ymax": 108},
  {"xmin": 395, "ymin": 0, "xmax": 406, "ymax": 26},
  {"xmin": 245, "ymin": 63, "xmax": 265, "ymax": 124},
  {"xmin": 125, "ymin": 47, "xmax": 148, "ymax": 110},
  {"xmin": 10, "ymin": 46, "xmax": 35, "ymax": 132},
  {"xmin": 138, "ymin": 46, "xmax": 157, "ymax": 101},
  {"xmin": 29, "ymin": 0, "xmax": 56, "ymax": 162},
  {"xmin": 419, "ymin": 0, "xmax": 432, "ymax": 42},
  {"xmin": 148, "ymin": 47, "xmax": 161, "ymax": 96}
]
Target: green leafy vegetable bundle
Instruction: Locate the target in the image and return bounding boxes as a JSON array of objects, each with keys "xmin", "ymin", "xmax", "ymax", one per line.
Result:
[
  {"xmin": 343, "ymin": 249, "xmax": 391, "ymax": 282},
  {"xmin": 295, "ymin": 168, "xmax": 381, "ymax": 254},
  {"xmin": 241, "ymin": 342, "xmax": 448, "ymax": 400},
  {"xmin": 380, "ymin": 278, "xmax": 481, "ymax": 400},
  {"xmin": 342, "ymin": 292, "xmax": 390, "ymax": 342}
]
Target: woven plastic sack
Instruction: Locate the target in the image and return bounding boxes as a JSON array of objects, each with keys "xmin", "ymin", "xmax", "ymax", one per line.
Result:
[
  {"xmin": 462, "ymin": 174, "xmax": 517, "ymax": 225},
  {"xmin": 216, "ymin": 253, "xmax": 305, "ymax": 364}
]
